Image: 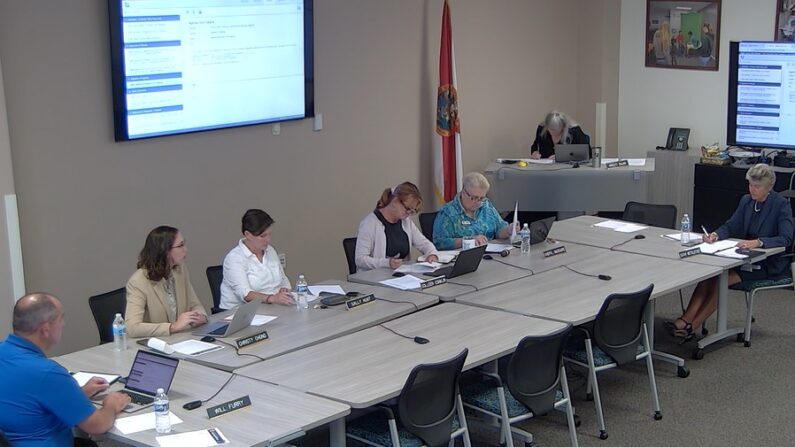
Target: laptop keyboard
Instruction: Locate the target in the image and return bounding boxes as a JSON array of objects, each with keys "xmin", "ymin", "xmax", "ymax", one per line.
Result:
[
  {"xmin": 208, "ymin": 324, "xmax": 229, "ymax": 335},
  {"xmin": 121, "ymin": 390, "xmax": 154, "ymax": 405}
]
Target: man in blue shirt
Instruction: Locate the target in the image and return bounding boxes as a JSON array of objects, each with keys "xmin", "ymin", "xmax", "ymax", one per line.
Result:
[
  {"xmin": 0, "ymin": 293, "xmax": 130, "ymax": 447},
  {"xmin": 433, "ymin": 172, "xmax": 517, "ymax": 250}
]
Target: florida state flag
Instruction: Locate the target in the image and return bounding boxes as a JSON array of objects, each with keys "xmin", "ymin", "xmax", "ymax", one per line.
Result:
[{"xmin": 433, "ymin": 0, "xmax": 462, "ymax": 205}]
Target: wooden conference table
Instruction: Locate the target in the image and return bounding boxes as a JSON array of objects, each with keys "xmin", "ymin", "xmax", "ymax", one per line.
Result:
[
  {"xmin": 54, "ymin": 344, "xmax": 349, "ymax": 447},
  {"xmin": 236, "ymin": 303, "xmax": 568, "ymax": 447}
]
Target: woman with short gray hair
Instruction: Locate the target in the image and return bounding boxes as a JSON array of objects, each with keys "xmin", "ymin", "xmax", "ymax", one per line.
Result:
[{"xmin": 665, "ymin": 163, "xmax": 793, "ymax": 340}]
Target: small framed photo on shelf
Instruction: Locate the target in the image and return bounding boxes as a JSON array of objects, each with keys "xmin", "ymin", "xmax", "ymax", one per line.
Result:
[
  {"xmin": 776, "ymin": 0, "xmax": 795, "ymax": 41},
  {"xmin": 645, "ymin": 0, "xmax": 721, "ymax": 71}
]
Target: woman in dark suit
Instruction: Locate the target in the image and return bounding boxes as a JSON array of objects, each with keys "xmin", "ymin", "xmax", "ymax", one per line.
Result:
[
  {"xmin": 529, "ymin": 110, "xmax": 590, "ymax": 159},
  {"xmin": 666, "ymin": 164, "xmax": 793, "ymax": 339}
]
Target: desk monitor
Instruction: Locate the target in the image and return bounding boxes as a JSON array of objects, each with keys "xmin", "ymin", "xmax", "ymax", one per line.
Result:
[{"xmin": 554, "ymin": 144, "xmax": 590, "ymax": 163}]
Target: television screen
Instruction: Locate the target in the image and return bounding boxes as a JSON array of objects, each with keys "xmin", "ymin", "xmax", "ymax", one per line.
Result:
[
  {"xmin": 108, "ymin": 0, "xmax": 314, "ymax": 141},
  {"xmin": 727, "ymin": 41, "xmax": 795, "ymax": 150}
]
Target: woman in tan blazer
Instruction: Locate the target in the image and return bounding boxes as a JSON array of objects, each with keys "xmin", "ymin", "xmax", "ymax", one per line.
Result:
[{"xmin": 125, "ymin": 226, "xmax": 208, "ymax": 338}]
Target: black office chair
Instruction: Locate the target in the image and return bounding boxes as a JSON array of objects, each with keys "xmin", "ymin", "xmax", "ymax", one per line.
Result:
[
  {"xmin": 0, "ymin": 430, "xmax": 11, "ymax": 447},
  {"xmin": 419, "ymin": 211, "xmax": 438, "ymax": 241},
  {"xmin": 205, "ymin": 265, "xmax": 224, "ymax": 314},
  {"xmin": 564, "ymin": 284, "xmax": 661, "ymax": 440},
  {"xmin": 462, "ymin": 325, "xmax": 579, "ymax": 447},
  {"xmin": 88, "ymin": 287, "xmax": 126, "ymax": 344},
  {"xmin": 622, "ymin": 201, "xmax": 677, "ymax": 229},
  {"xmin": 346, "ymin": 349, "xmax": 472, "ymax": 447},
  {"xmin": 343, "ymin": 237, "xmax": 357, "ymax": 275}
]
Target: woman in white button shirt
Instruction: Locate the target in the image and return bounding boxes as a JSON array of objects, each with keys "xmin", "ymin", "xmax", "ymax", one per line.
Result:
[{"xmin": 219, "ymin": 209, "xmax": 293, "ymax": 309}]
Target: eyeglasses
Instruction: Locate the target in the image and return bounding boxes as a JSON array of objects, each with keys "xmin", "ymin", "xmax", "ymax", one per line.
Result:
[
  {"xmin": 400, "ymin": 200, "xmax": 419, "ymax": 216},
  {"xmin": 462, "ymin": 189, "xmax": 486, "ymax": 203},
  {"xmin": 171, "ymin": 241, "xmax": 186, "ymax": 249}
]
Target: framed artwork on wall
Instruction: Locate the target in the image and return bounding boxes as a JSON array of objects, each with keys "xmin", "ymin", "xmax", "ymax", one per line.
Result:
[
  {"xmin": 645, "ymin": 0, "xmax": 721, "ymax": 71},
  {"xmin": 776, "ymin": 0, "xmax": 795, "ymax": 41}
]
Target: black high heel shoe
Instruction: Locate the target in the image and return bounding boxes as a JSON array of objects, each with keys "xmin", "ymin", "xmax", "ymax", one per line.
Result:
[{"xmin": 664, "ymin": 318, "xmax": 694, "ymax": 341}]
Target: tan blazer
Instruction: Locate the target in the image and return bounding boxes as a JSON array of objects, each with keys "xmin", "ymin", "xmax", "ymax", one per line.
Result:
[{"xmin": 125, "ymin": 264, "xmax": 208, "ymax": 338}]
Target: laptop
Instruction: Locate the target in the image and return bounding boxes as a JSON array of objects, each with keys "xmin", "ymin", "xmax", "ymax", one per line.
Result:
[
  {"xmin": 554, "ymin": 144, "xmax": 590, "ymax": 163},
  {"xmin": 192, "ymin": 298, "xmax": 259, "ymax": 337},
  {"xmin": 424, "ymin": 245, "xmax": 487, "ymax": 279},
  {"xmin": 530, "ymin": 217, "xmax": 556, "ymax": 244},
  {"xmin": 116, "ymin": 350, "xmax": 179, "ymax": 413}
]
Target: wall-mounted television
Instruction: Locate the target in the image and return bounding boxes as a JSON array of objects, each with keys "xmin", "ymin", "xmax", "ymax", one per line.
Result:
[
  {"xmin": 727, "ymin": 41, "xmax": 795, "ymax": 150},
  {"xmin": 108, "ymin": 0, "xmax": 314, "ymax": 141}
]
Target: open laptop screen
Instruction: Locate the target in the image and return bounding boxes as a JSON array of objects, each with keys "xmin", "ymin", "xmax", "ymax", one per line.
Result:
[{"xmin": 126, "ymin": 350, "xmax": 179, "ymax": 396}]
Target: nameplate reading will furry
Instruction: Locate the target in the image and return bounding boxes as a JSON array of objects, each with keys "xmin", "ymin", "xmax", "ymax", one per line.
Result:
[{"xmin": 207, "ymin": 395, "xmax": 251, "ymax": 419}]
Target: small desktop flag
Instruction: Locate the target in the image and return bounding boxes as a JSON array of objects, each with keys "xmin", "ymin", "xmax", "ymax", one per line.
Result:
[{"xmin": 510, "ymin": 201, "xmax": 519, "ymax": 242}]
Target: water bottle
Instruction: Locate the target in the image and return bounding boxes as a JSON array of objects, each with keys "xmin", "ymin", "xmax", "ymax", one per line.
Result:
[
  {"xmin": 112, "ymin": 313, "xmax": 127, "ymax": 351},
  {"xmin": 520, "ymin": 223, "xmax": 531, "ymax": 254},
  {"xmin": 296, "ymin": 275, "xmax": 309, "ymax": 310},
  {"xmin": 680, "ymin": 214, "xmax": 691, "ymax": 245},
  {"xmin": 154, "ymin": 388, "xmax": 171, "ymax": 434}
]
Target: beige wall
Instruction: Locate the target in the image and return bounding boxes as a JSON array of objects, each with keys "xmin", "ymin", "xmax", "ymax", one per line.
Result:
[
  {"xmin": 0, "ymin": 0, "xmax": 619, "ymax": 354},
  {"xmin": 0, "ymin": 55, "xmax": 17, "ymax": 335},
  {"xmin": 618, "ymin": 0, "xmax": 778, "ymax": 156}
]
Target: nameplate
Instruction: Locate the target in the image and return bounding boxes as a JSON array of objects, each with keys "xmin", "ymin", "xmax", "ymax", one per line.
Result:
[
  {"xmin": 421, "ymin": 277, "xmax": 447, "ymax": 289},
  {"xmin": 206, "ymin": 395, "xmax": 251, "ymax": 419},
  {"xmin": 543, "ymin": 246, "xmax": 567, "ymax": 258},
  {"xmin": 679, "ymin": 247, "xmax": 701, "ymax": 258},
  {"xmin": 235, "ymin": 330, "xmax": 269, "ymax": 349},
  {"xmin": 346, "ymin": 293, "xmax": 375, "ymax": 310},
  {"xmin": 605, "ymin": 160, "xmax": 629, "ymax": 169}
]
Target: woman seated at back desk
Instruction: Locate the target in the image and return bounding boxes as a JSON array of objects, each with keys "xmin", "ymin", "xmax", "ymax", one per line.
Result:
[
  {"xmin": 433, "ymin": 172, "xmax": 516, "ymax": 250},
  {"xmin": 355, "ymin": 181, "xmax": 439, "ymax": 271},
  {"xmin": 530, "ymin": 110, "xmax": 590, "ymax": 160},
  {"xmin": 666, "ymin": 163, "xmax": 793, "ymax": 340},
  {"xmin": 126, "ymin": 226, "xmax": 208, "ymax": 338}
]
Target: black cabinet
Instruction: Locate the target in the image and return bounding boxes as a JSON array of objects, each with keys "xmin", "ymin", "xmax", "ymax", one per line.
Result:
[{"xmin": 693, "ymin": 163, "xmax": 795, "ymax": 231}]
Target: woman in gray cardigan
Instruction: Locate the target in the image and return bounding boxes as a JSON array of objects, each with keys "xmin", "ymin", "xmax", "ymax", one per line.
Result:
[{"xmin": 355, "ymin": 182, "xmax": 439, "ymax": 271}]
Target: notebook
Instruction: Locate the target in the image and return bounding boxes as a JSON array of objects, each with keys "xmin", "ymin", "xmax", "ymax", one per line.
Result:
[
  {"xmin": 424, "ymin": 245, "xmax": 487, "ymax": 279},
  {"xmin": 192, "ymin": 298, "xmax": 259, "ymax": 337},
  {"xmin": 114, "ymin": 350, "xmax": 179, "ymax": 413}
]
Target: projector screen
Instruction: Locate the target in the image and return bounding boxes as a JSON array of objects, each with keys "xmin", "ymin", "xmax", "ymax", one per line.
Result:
[
  {"xmin": 727, "ymin": 41, "xmax": 795, "ymax": 150},
  {"xmin": 108, "ymin": 0, "xmax": 314, "ymax": 141}
]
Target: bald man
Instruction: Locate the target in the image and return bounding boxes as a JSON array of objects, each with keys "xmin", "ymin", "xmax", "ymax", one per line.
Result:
[{"xmin": 0, "ymin": 293, "xmax": 130, "ymax": 447}]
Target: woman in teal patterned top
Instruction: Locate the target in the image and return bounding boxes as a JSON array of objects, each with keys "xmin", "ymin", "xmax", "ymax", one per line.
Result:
[{"xmin": 432, "ymin": 172, "xmax": 517, "ymax": 250}]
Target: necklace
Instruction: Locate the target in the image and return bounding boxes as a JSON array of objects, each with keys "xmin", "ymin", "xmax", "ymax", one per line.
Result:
[{"xmin": 754, "ymin": 201, "xmax": 762, "ymax": 212}]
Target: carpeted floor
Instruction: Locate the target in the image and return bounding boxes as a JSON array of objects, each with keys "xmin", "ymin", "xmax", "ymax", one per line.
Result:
[{"xmin": 100, "ymin": 286, "xmax": 795, "ymax": 447}]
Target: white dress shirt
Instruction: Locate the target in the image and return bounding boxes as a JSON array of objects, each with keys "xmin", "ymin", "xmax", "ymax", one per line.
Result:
[{"xmin": 219, "ymin": 239, "xmax": 291, "ymax": 310}]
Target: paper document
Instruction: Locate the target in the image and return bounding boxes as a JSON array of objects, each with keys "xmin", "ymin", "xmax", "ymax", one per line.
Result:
[
  {"xmin": 71, "ymin": 372, "xmax": 120, "ymax": 387},
  {"xmin": 526, "ymin": 158, "xmax": 554, "ymax": 164},
  {"xmin": 115, "ymin": 412, "xmax": 184, "ymax": 435},
  {"xmin": 486, "ymin": 243, "xmax": 513, "ymax": 253},
  {"xmin": 419, "ymin": 251, "xmax": 457, "ymax": 263},
  {"xmin": 379, "ymin": 275, "xmax": 424, "ymax": 290},
  {"xmin": 308, "ymin": 285, "xmax": 345, "ymax": 296},
  {"xmin": 601, "ymin": 158, "xmax": 647, "ymax": 166},
  {"xmin": 662, "ymin": 233, "xmax": 704, "ymax": 242},
  {"xmin": 510, "ymin": 201, "xmax": 519, "ymax": 242},
  {"xmin": 147, "ymin": 338, "xmax": 175, "ymax": 355},
  {"xmin": 171, "ymin": 340, "xmax": 224, "ymax": 356},
  {"xmin": 223, "ymin": 314, "xmax": 278, "ymax": 326},
  {"xmin": 695, "ymin": 240, "xmax": 737, "ymax": 254},
  {"xmin": 594, "ymin": 220, "xmax": 646, "ymax": 233},
  {"xmin": 395, "ymin": 262, "xmax": 443, "ymax": 274},
  {"xmin": 156, "ymin": 428, "xmax": 229, "ymax": 447}
]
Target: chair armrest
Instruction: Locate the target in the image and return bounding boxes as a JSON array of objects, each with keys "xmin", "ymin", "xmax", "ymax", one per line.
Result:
[
  {"xmin": 375, "ymin": 404, "xmax": 395, "ymax": 420},
  {"xmin": 573, "ymin": 326, "xmax": 592, "ymax": 339},
  {"xmin": 471, "ymin": 369, "xmax": 503, "ymax": 387}
]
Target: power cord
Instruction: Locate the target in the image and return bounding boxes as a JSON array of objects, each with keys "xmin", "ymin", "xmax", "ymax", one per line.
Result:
[
  {"xmin": 488, "ymin": 257, "xmax": 534, "ymax": 273},
  {"xmin": 378, "ymin": 324, "xmax": 429, "ymax": 344},
  {"xmin": 445, "ymin": 281, "xmax": 479, "ymax": 291},
  {"xmin": 182, "ymin": 373, "xmax": 237, "ymax": 410},
  {"xmin": 561, "ymin": 265, "xmax": 611, "ymax": 281},
  {"xmin": 216, "ymin": 339, "xmax": 266, "ymax": 361},
  {"xmin": 374, "ymin": 297, "xmax": 419, "ymax": 311}
]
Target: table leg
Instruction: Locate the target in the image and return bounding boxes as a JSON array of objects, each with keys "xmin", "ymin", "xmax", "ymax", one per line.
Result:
[
  {"xmin": 697, "ymin": 270, "xmax": 743, "ymax": 351},
  {"xmin": 329, "ymin": 418, "xmax": 346, "ymax": 447},
  {"xmin": 647, "ymin": 299, "xmax": 689, "ymax": 378}
]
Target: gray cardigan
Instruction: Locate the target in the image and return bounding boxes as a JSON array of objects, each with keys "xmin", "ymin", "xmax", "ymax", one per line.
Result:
[{"xmin": 355, "ymin": 212, "xmax": 439, "ymax": 271}]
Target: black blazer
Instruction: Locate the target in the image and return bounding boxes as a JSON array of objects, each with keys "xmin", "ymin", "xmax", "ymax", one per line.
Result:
[
  {"xmin": 716, "ymin": 191, "xmax": 794, "ymax": 277},
  {"xmin": 530, "ymin": 125, "xmax": 590, "ymax": 158}
]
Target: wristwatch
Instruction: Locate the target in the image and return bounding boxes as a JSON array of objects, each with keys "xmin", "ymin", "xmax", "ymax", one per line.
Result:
[{"xmin": 758, "ymin": 239, "xmax": 764, "ymax": 248}]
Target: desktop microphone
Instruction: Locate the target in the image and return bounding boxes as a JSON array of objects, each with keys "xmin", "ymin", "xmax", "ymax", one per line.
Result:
[
  {"xmin": 183, "ymin": 400, "xmax": 203, "ymax": 410},
  {"xmin": 598, "ymin": 274, "xmax": 612, "ymax": 281}
]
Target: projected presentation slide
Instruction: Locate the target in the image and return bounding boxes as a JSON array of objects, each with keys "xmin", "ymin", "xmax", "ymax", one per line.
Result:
[
  {"xmin": 734, "ymin": 42, "xmax": 795, "ymax": 147},
  {"xmin": 119, "ymin": 0, "xmax": 307, "ymax": 139}
]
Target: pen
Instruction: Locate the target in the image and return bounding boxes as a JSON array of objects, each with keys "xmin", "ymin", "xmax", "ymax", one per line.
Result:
[{"xmin": 701, "ymin": 225, "xmax": 709, "ymax": 237}]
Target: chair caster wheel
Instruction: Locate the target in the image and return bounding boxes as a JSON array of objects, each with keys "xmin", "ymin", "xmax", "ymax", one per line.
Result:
[
  {"xmin": 677, "ymin": 365, "xmax": 690, "ymax": 378},
  {"xmin": 586, "ymin": 392, "xmax": 593, "ymax": 401},
  {"xmin": 736, "ymin": 333, "xmax": 744, "ymax": 342},
  {"xmin": 701, "ymin": 327, "xmax": 708, "ymax": 336},
  {"xmin": 744, "ymin": 341, "xmax": 751, "ymax": 347},
  {"xmin": 573, "ymin": 414, "xmax": 582, "ymax": 427},
  {"xmin": 654, "ymin": 411, "xmax": 663, "ymax": 420},
  {"xmin": 692, "ymin": 349, "xmax": 704, "ymax": 360},
  {"xmin": 599, "ymin": 430, "xmax": 609, "ymax": 440}
]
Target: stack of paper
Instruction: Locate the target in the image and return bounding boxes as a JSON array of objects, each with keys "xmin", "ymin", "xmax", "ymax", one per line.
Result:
[
  {"xmin": 170, "ymin": 340, "xmax": 223, "ymax": 356},
  {"xmin": 695, "ymin": 240, "xmax": 737, "ymax": 254},
  {"xmin": 395, "ymin": 262, "xmax": 443, "ymax": 274},
  {"xmin": 223, "ymin": 314, "xmax": 278, "ymax": 326},
  {"xmin": 71, "ymin": 372, "xmax": 120, "ymax": 387},
  {"xmin": 662, "ymin": 232, "xmax": 704, "ymax": 242},
  {"xmin": 379, "ymin": 275, "xmax": 424, "ymax": 290},
  {"xmin": 486, "ymin": 243, "xmax": 513, "ymax": 253},
  {"xmin": 593, "ymin": 220, "xmax": 647, "ymax": 233},
  {"xmin": 115, "ymin": 412, "xmax": 184, "ymax": 434},
  {"xmin": 419, "ymin": 251, "xmax": 458, "ymax": 263}
]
